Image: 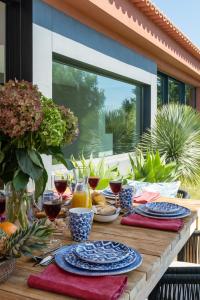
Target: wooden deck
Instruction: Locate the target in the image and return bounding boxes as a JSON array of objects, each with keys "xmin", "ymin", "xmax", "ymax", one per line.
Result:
[{"xmin": 0, "ymin": 197, "xmax": 199, "ymax": 300}]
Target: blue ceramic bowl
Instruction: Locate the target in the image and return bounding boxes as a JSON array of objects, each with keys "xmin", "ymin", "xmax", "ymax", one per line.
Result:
[{"xmin": 69, "ymin": 208, "xmax": 94, "ymax": 242}]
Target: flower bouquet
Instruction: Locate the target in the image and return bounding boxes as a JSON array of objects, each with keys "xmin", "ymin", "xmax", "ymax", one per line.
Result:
[{"xmin": 0, "ymin": 80, "xmax": 78, "ymax": 227}]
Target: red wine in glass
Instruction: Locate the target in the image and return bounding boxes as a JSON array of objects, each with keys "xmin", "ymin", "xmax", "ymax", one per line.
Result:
[
  {"xmin": 43, "ymin": 200, "xmax": 61, "ymax": 222},
  {"xmin": 88, "ymin": 177, "xmax": 100, "ymax": 190},
  {"xmin": 54, "ymin": 178, "xmax": 68, "ymax": 200},
  {"xmin": 109, "ymin": 180, "xmax": 122, "ymax": 206},
  {"xmin": 109, "ymin": 181, "xmax": 122, "ymax": 194}
]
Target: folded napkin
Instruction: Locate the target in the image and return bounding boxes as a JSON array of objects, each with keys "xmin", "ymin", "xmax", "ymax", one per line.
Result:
[
  {"xmin": 134, "ymin": 191, "xmax": 160, "ymax": 204},
  {"xmin": 121, "ymin": 214, "xmax": 184, "ymax": 232},
  {"xmin": 27, "ymin": 264, "xmax": 127, "ymax": 300}
]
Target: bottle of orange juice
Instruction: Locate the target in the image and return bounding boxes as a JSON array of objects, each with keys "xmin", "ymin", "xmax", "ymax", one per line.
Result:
[{"xmin": 71, "ymin": 169, "xmax": 92, "ymax": 208}]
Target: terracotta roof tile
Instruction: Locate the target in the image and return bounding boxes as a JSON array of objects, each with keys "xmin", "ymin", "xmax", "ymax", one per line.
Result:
[{"xmin": 130, "ymin": 0, "xmax": 200, "ymax": 59}]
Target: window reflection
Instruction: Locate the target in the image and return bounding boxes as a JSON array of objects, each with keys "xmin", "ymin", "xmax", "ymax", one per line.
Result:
[
  {"xmin": 52, "ymin": 61, "xmax": 142, "ymax": 159},
  {"xmin": 186, "ymin": 84, "xmax": 196, "ymax": 108},
  {"xmin": 168, "ymin": 78, "xmax": 180, "ymax": 103},
  {"xmin": 0, "ymin": 2, "xmax": 5, "ymax": 84}
]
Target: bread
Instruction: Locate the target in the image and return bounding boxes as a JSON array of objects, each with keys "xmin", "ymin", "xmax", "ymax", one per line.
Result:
[
  {"xmin": 95, "ymin": 205, "xmax": 116, "ymax": 216},
  {"xmin": 92, "ymin": 192, "xmax": 106, "ymax": 206}
]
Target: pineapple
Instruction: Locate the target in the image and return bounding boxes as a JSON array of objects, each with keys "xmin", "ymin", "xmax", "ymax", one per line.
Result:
[{"xmin": 0, "ymin": 219, "xmax": 54, "ymax": 259}]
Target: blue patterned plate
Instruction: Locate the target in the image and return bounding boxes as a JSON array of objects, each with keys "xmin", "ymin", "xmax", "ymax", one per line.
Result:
[
  {"xmin": 75, "ymin": 241, "xmax": 130, "ymax": 264},
  {"xmin": 146, "ymin": 202, "xmax": 181, "ymax": 214},
  {"xmin": 136, "ymin": 204, "xmax": 191, "ymax": 219},
  {"xmin": 65, "ymin": 245, "xmax": 136, "ymax": 271},
  {"xmin": 55, "ymin": 245, "xmax": 142, "ymax": 276}
]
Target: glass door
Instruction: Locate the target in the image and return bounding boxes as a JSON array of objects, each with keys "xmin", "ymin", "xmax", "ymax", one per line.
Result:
[{"xmin": 0, "ymin": 1, "xmax": 5, "ymax": 84}]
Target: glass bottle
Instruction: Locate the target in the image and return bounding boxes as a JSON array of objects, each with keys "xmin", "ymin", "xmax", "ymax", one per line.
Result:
[{"xmin": 71, "ymin": 168, "xmax": 92, "ymax": 208}]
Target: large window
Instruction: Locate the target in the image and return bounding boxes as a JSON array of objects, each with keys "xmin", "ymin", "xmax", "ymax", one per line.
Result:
[
  {"xmin": 157, "ymin": 72, "xmax": 196, "ymax": 108},
  {"xmin": 53, "ymin": 59, "xmax": 144, "ymax": 159},
  {"xmin": 0, "ymin": 1, "xmax": 5, "ymax": 84}
]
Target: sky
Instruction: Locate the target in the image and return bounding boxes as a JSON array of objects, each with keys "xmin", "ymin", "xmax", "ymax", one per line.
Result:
[{"xmin": 152, "ymin": 0, "xmax": 200, "ymax": 48}]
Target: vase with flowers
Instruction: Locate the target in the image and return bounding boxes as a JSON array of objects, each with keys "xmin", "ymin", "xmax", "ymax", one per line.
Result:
[{"xmin": 0, "ymin": 80, "xmax": 78, "ymax": 228}]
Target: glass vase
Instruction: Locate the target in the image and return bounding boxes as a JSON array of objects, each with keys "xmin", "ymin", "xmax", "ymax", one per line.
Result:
[{"xmin": 5, "ymin": 182, "xmax": 30, "ymax": 228}]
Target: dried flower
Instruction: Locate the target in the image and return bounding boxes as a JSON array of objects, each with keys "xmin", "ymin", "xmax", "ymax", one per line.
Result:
[
  {"xmin": 0, "ymin": 80, "xmax": 43, "ymax": 138},
  {"xmin": 58, "ymin": 105, "xmax": 79, "ymax": 145}
]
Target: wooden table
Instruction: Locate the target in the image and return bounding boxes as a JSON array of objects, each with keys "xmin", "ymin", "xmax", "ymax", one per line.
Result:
[{"xmin": 0, "ymin": 197, "xmax": 200, "ymax": 300}]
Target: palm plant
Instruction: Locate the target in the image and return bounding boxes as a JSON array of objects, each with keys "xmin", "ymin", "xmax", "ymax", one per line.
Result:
[{"xmin": 139, "ymin": 104, "xmax": 200, "ymax": 185}]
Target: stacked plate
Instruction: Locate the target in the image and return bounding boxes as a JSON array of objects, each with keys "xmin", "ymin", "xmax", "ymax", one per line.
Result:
[
  {"xmin": 55, "ymin": 240, "xmax": 142, "ymax": 276},
  {"xmin": 102, "ymin": 188, "xmax": 116, "ymax": 199},
  {"xmin": 135, "ymin": 202, "xmax": 191, "ymax": 219}
]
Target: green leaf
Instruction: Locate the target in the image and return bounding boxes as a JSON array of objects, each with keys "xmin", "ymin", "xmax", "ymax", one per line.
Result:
[
  {"xmin": 16, "ymin": 149, "xmax": 43, "ymax": 181},
  {"xmin": 35, "ymin": 168, "xmax": 48, "ymax": 200},
  {"xmin": 13, "ymin": 170, "xmax": 29, "ymax": 191},
  {"xmin": 54, "ymin": 153, "xmax": 74, "ymax": 170},
  {"xmin": 28, "ymin": 150, "xmax": 44, "ymax": 169},
  {"xmin": 96, "ymin": 178, "xmax": 111, "ymax": 190}
]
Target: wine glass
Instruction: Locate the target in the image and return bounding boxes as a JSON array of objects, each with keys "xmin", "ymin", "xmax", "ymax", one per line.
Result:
[
  {"xmin": 43, "ymin": 198, "xmax": 62, "ymax": 247},
  {"xmin": 54, "ymin": 174, "xmax": 68, "ymax": 201},
  {"xmin": 88, "ymin": 175, "xmax": 100, "ymax": 192},
  {"xmin": 109, "ymin": 180, "xmax": 122, "ymax": 207},
  {"xmin": 0, "ymin": 192, "xmax": 6, "ymax": 222}
]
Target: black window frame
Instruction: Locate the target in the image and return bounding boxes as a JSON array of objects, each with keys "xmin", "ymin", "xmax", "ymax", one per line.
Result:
[
  {"xmin": 2, "ymin": 0, "xmax": 32, "ymax": 82},
  {"xmin": 158, "ymin": 71, "xmax": 196, "ymax": 108}
]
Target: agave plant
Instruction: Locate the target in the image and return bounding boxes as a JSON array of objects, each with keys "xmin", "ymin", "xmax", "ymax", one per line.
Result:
[
  {"xmin": 128, "ymin": 150, "xmax": 177, "ymax": 183},
  {"xmin": 139, "ymin": 104, "xmax": 200, "ymax": 185}
]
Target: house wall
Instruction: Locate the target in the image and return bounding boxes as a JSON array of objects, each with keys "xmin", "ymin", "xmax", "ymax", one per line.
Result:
[
  {"xmin": 43, "ymin": 0, "xmax": 200, "ymax": 105},
  {"xmin": 32, "ymin": 0, "xmax": 157, "ymax": 187}
]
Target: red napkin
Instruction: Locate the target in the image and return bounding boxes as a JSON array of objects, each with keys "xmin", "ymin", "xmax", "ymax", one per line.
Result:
[
  {"xmin": 27, "ymin": 264, "xmax": 127, "ymax": 300},
  {"xmin": 134, "ymin": 191, "xmax": 160, "ymax": 204},
  {"xmin": 121, "ymin": 214, "xmax": 184, "ymax": 232}
]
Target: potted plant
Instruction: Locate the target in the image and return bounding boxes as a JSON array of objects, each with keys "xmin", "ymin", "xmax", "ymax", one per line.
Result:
[{"xmin": 0, "ymin": 80, "xmax": 79, "ymax": 227}]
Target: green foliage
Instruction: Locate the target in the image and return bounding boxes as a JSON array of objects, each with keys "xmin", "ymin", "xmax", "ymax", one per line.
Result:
[
  {"xmin": 129, "ymin": 150, "xmax": 177, "ymax": 183},
  {"xmin": 0, "ymin": 219, "xmax": 54, "ymax": 259},
  {"xmin": 71, "ymin": 153, "xmax": 120, "ymax": 189},
  {"xmin": 139, "ymin": 104, "xmax": 200, "ymax": 185}
]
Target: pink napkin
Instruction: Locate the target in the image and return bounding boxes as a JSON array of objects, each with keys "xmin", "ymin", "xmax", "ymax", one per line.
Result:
[
  {"xmin": 134, "ymin": 191, "xmax": 160, "ymax": 204},
  {"xmin": 28, "ymin": 264, "xmax": 127, "ymax": 300},
  {"xmin": 121, "ymin": 214, "xmax": 184, "ymax": 232}
]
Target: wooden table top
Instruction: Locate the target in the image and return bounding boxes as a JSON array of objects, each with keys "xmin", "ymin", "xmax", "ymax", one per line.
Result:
[{"xmin": 0, "ymin": 197, "xmax": 199, "ymax": 300}]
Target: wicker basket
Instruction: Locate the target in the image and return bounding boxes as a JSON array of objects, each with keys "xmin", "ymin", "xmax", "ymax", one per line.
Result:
[{"xmin": 0, "ymin": 258, "xmax": 16, "ymax": 283}]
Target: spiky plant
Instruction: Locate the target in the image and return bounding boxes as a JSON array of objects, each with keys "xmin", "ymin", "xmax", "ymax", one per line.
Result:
[
  {"xmin": 129, "ymin": 150, "xmax": 177, "ymax": 183},
  {"xmin": 0, "ymin": 219, "xmax": 54, "ymax": 259},
  {"xmin": 139, "ymin": 104, "xmax": 200, "ymax": 185}
]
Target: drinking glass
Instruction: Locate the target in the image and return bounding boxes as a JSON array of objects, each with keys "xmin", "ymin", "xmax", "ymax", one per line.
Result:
[
  {"xmin": 54, "ymin": 174, "xmax": 68, "ymax": 201},
  {"xmin": 43, "ymin": 198, "xmax": 62, "ymax": 246},
  {"xmin": 0, "ymin": 193, "xmax": 6, "ymax": 222},
  {"xmin": 109, "ymin": 180, "xmax": 122, "ymax": 207},
  {"xmin": 88, "ymin": 176, "xmax": 100, "ymax": 192}
]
